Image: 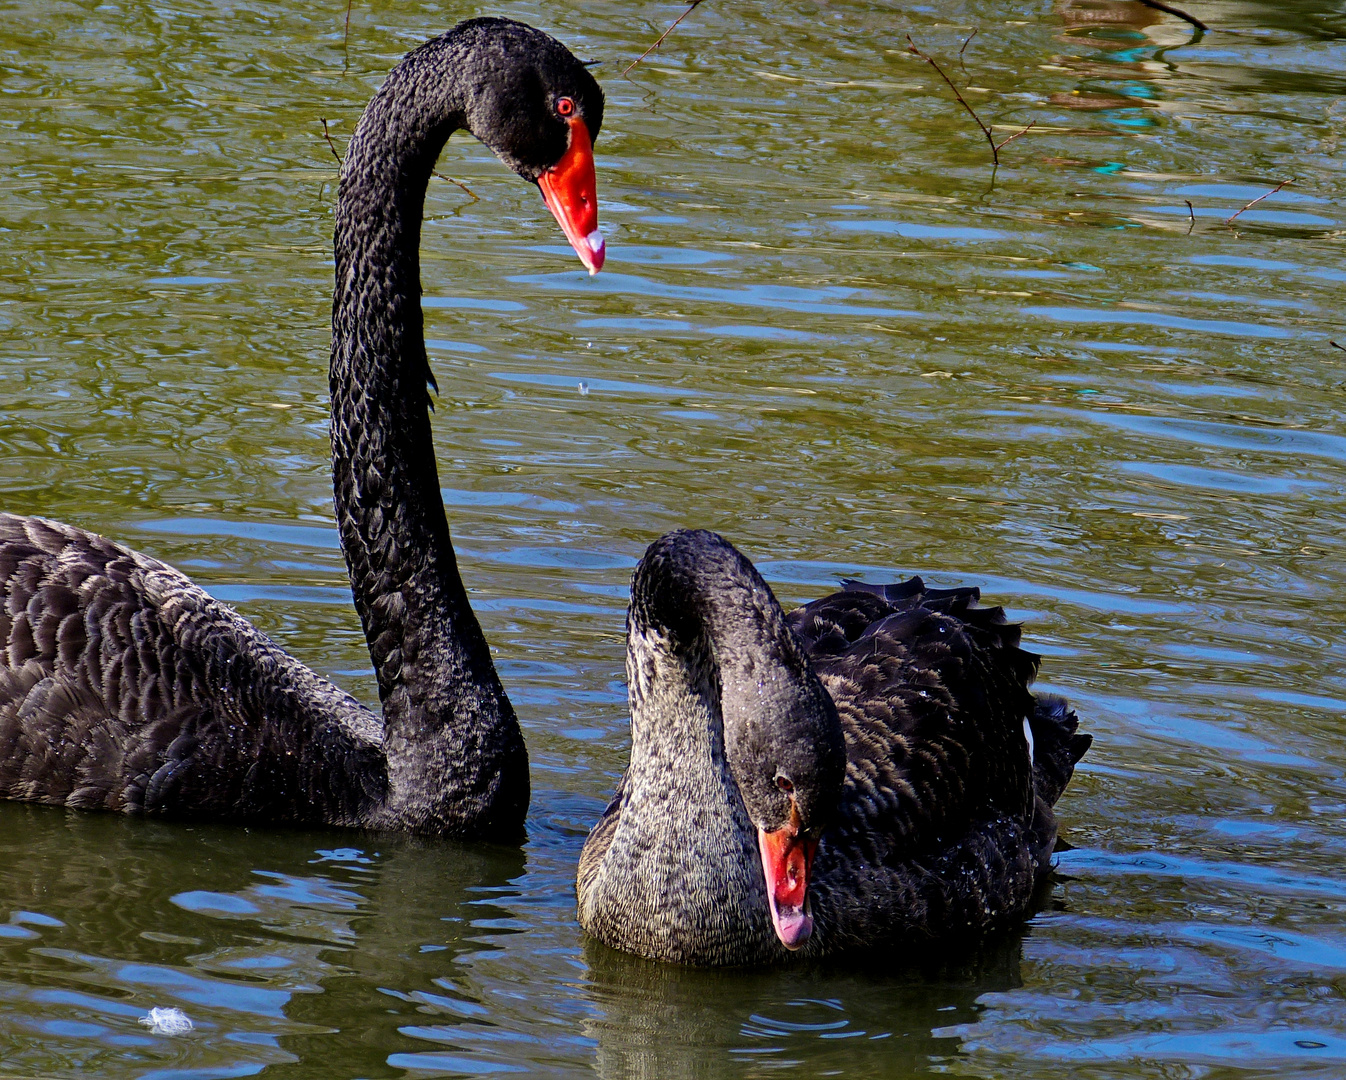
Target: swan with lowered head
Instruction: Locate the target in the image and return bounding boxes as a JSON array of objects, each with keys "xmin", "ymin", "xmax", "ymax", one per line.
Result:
[
  {"xmin": 578, "ymin": 529, "xmax": 1091, "ymax": 965},
  {"xmin": 0, "ymin": 18, "xmax": 604, "ymax": 838}
]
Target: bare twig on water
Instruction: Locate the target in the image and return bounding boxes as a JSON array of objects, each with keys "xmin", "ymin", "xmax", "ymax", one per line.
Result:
[
  {"xmin": 1226, "ymin": 179, "xmax": 1294, "ymax": 225},
  {"xmin": 1136, "ymin": 0, "xmax": 1209, "ymax": 32},
  {"xmin": 1184, "ymin": 199, "xmax": 1195, "ymax": 234},
  {"xmin": 1331, "ymin": 340, "xmax": 1345, "ymax": 353},
  {"xmin": 992, "ymin": 124, "xmax": 1035, "ymax": 154},
  {"xmin": 957, "ymin": 28, "xmax": 978, "ymax": 80},
  {"xmin": 624, "ymin": 0, "xmax": 704, "ymax": 76},
  {"xmin": 344, "ymin": 0, "xmax": 354, "ymax": 48},
  {"xmin": 433, "ymin": 171, "xmax": 479, "ymax": 199},
  {"xmin": 907, "ymin": 35, "xmax": 1035, "ymax": 168},
  {"xmin": 321, "ymin": 118, "xmax": 476, "ymax": 198},
  {"xmin": 320, "ymin": 118, "xmax": 343, "ymax": 165}
]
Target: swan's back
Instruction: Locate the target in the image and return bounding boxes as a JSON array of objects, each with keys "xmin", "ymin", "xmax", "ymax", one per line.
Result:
[
  {"xmin": 0, "ymin": 513, "xmax": 386, "ymax": 823},
  {"xmin": 787, "ymin": 579, "xmax": 1090, "ymax": 944}
]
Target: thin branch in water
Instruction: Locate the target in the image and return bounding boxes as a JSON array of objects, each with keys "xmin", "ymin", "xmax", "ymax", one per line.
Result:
[
  {"xmin": 907, "ymin": 35, "xmax": 1034, "ymax": 168},
  {"xmin": 1136, "ymin": 0, "xmax": 1209, "ymax": 32},
  {"xmin": 1184, "ymin": 199, "xmax": 1195, "ymax": 234},
  {"xmin": 993, "ymin": 121, "xmax": 1036, "ymax": 153},
  {"xmin": 344, "ymin": 0, "xmax": 354, "ymax": 50},
  {"xmin": 1331, "ymin": 340, "xmax": 1345, "ymax": 353},
  {"xmin": 432, "ymin": 171, "xmax": 479, "ymax": 200},
  {"xmin": 623, "ymin": 0, "xmax": 704, "ymax": 77},
  {"xmin": 957, "ymin": 28, "xmax": 978, "ymax": 81},
  {"xmin": 320, "ymin": 118, "xmax": 343, "ymax": 166},
  {"xmin": 908, "ymin": 36, "xmax": 994, "ymax": 157},
  {"xmin": 1226, "ymin": 178, "xmax": 1294, "ymax": 224}
]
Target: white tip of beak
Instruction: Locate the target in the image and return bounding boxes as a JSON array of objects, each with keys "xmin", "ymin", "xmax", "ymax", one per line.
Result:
[{"xmin": 585, "ymin": 229, "xmax": 605, "ymax": 274}]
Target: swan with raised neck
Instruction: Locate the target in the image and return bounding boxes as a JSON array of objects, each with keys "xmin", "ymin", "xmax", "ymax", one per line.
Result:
[{"xmin": 0, "ymin": 18, "xmax": 605, "ymax": 839}]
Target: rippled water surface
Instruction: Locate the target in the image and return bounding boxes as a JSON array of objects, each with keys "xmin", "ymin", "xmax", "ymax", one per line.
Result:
[{"xmin": 3, "ymin": 0, "xmax": 1345, "ymax": 1076}]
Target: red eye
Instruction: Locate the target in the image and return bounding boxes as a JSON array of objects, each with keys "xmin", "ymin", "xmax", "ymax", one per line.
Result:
[{"xmin": 556, "ymin": 96, "xmax": 575, "ymax": 117}]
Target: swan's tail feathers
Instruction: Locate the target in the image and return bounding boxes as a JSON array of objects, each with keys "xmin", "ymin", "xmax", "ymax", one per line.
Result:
[
  {"xmin": 796, "ymin": 576, "xmax": 988, "ymax": 653},
  {"xmin": 1029, "ymin": 693, "xmax": 1090, "ymax": 808},
  {"xmin": 791, "ymin": 578, "xmax": 1037, "ymax": 691},
  {"xmin": 839, "ymin": 576, "xmax": 926, "ymax": 604},
  {"xmin": 840, "ymin": 576, "xmax": 983, "ymax": 609},
  {"xmin": 838, "ymin": 578, "xmax": 1022, "ymax": 656}
]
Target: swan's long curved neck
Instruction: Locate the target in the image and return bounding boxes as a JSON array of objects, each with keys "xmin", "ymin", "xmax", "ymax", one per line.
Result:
[
  {"xmin": 330, "ymin": 36, "xmax": 526, "ymax": 833},
  {"xmin": 578, "ymin": 531, "xmax": 848, "ymax": 959},
  {"xmin": 578, "ymin": 533, "xmax": 815, "ymax": 961},
  {"xmin": 578, "ymin": 620, "xmax": 772, "ymax": 964},
  {"xmin": 624, "ymin": 623, "xmax": 736, "ymax": 805}
]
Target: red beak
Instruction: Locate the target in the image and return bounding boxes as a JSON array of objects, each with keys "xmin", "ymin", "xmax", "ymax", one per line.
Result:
[
  {"xmin": 757, "ymin": 805, "xmax": 819, "ymax": 951},
  {"xmin": 537, "ymin": 116, "xmax": 604, "ymax": 275}
]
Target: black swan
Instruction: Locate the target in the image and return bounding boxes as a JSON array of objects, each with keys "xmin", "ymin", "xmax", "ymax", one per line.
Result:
[
  {"xmin": 0, "ymin": 18, "xmax": 605, "ymax": 839},
  {"xmin": 577, "ymin": 530, "xmax": 1091, "ymax": 965}
]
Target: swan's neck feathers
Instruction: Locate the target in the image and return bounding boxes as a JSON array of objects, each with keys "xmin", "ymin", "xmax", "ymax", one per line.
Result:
[
  {"xmin": 329, "ymin": 35, "xmax": 526, "ymax": 833},
  {"xmin": 578, "ymin": 626, "xmax": 776, "ymax": 965}
]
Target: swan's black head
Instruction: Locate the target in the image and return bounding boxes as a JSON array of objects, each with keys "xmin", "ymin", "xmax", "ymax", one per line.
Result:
[
  {"xmin": 450, "ymin": 18, "xmax": 604, "ymax": 179},
  {"xmin": 342, "ymin": 19, "xmax": 606, "ymax": 272},
  {"xmin": 631, "ymin": 529, "xmax": 847, "ymax": 951},
  {"xmin": 450, "ymin": 18, "xmax": 606, "ymax": 272}
]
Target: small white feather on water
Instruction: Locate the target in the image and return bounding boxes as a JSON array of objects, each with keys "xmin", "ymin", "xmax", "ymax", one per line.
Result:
[{"xmin": 139, "ymin": 1007, "xmax": 194, "ymax": 1035}]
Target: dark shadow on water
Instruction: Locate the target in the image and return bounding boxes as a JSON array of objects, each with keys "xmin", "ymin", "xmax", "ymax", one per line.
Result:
[
  {"xmin": 578, "ymin": 930, "xmax": 1030, "ymax": 1079},
  {"xmin": 274, "ymin": 834, "xmax": 528, "ymax": 1080}
]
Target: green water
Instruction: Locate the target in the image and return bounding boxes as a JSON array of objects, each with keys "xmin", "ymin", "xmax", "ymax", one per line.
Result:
[{"xmin": 2, "ymin": 0, "xmax": 1345, "ymax": 1076}]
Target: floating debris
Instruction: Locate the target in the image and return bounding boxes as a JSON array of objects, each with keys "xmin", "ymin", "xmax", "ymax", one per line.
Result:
[{"xmin": 139, "ymin": 1007, "xmax": 194, "ymax": 1036}]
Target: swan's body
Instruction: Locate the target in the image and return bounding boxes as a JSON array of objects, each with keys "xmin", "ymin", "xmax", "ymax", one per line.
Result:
[
  {"xmin": 578, "ymin": 530, "xmax": 1090, "ymax": 965},
  {"xmin": 0, "ymin": 19, "xmax": 606, "ymax": 838}
]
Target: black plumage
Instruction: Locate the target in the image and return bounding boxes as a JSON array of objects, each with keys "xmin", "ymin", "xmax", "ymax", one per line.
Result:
[
  {"xmin": 0, "ymin": 19, "xmax": 607, "ymax": 838},
  {"xmin": 0, "ymin": 515, "xmax": 386, "ymax": 823},
  {"xmin": 577, "ymin": 530, "xmax": 1090, "ymax": 965}
]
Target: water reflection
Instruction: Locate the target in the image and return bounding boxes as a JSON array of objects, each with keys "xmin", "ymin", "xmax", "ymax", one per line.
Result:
[
  {"xmin": 1056, "ymin": 0, "xmax": 1165, "ymax": 34},
  {"xmin": 0, "ymin": 802, "xmax": 526, "ymax": 1078},
  {"xmin": 580, "ymin": 937, "xmax": 1028, "ymax": 1079}
]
